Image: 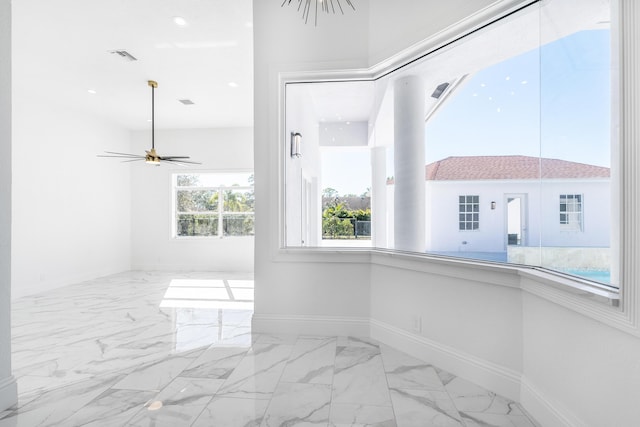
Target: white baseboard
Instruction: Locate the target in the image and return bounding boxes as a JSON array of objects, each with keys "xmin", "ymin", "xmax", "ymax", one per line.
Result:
[
  {"xmin": 0, "ymin": 375, "xmax": 17, "ymax": 412},
  {"xmin": 370, "ymin": 318, "xmax": 522, "ymax": 402},
  {"xmin": 252, "ymin": 314, "xmax": 370, "ymax": 336},
  {"xmin": 520, "ymin": 376, "xmax": 584, "ymax": 427}
]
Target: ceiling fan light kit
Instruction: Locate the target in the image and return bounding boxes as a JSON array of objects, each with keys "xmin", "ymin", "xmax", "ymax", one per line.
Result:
[{"xmin": 98, "ymin": 80, "xmax": 200, "ymax": 167}]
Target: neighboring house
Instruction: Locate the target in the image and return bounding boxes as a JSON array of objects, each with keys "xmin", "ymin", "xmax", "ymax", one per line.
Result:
[{"xmin": 388, "ymin": 155, "xmax": 611, "ymax": 269}]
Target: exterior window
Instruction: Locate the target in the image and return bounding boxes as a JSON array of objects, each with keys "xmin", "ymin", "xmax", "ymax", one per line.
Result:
[
  {"xmin": 559, "ymin": 194, "xmax": 583, "ymax": 231},
  {"xmin": 459, "ymin": 195, "xmax": 479, "ymax": 231},
  {"xmin": 173, "ymin": 172, "xmax": 254, "ymax": 238}
]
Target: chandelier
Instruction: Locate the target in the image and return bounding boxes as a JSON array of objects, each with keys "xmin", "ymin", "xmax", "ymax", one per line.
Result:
[{"xmin": 281, "ymin": 0, "xmax": 356, "ymax": 26}]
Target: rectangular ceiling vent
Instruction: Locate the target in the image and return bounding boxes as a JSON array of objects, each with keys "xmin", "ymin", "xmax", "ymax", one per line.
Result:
[
  {"xmin": 109, "ymin": 50, "xmax": 138, "ymax": 61},
  {"xmin": 179, "ymin": 99, "xmax": 195, "ymax": 105}
]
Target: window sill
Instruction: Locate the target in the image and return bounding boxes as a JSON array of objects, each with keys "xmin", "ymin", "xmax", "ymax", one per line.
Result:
[{"xmin": 172, "ymin": 236, "xmax": 255, "ymax": 241}]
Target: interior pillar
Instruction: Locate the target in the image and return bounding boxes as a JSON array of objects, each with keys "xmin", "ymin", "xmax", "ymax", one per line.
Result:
[
  {"xmin": 393, "ymin": 75, "xmax": 425, "ymax": 252},
  {"xmin": 0, "ymin": 0, "xmax": 17, "ymax": 411}
]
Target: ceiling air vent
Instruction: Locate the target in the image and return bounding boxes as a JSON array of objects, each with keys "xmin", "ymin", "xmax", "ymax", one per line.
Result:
[
  {"xmin": 179, "ymin": 99, "xmax": 195, "ymax": 105},
  {"xmin": 109, "ymin": 50, "xmax": 138, "ymax": 61}
]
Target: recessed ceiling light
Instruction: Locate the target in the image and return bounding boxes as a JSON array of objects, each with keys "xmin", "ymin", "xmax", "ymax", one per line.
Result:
[
  {"xmin": 173, "ymin": 16, "xmax": 188, "ymax": 26},
  {"xmin": 87, "ymin": 89, "xmax": 97, "ymax": 94},
  {"xmin": 245, "ymin": 21, "xmax": 253, "ymax": 28},
  {"xmin": 228, "ymin": 82, "xmax": 238, "ymax": 88}
]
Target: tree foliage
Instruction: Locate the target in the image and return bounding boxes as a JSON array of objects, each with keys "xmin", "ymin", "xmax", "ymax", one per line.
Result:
[{"xmin": 322, "ymin": 201, "xmax": 371, "ymax": 239}]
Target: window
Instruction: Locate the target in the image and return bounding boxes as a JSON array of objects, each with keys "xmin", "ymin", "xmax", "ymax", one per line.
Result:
[
  {"xmin": 459, "ymin": 195, "xmax": 479, "ymax": 231},
  {"xmin": 283, "ymin": 0, "xmax": 617, "ymax": 286},
  {"xmin": 173, "ymin": 172, "xmax": 254, "ymax": 238},
  {"xmin": 559, "ymin": 194, "xmax": 583, "ymax": 231}
]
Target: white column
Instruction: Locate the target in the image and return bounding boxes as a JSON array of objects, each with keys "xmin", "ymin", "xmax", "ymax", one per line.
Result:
[
  {"xmin": 0, "ymin": 0, "xmax": 17, "ymax": 411},
  {"xmin": 393, "ymin": 75, "xmax": 425, "ymax": 252},
  {"xmin": 371, "ymin": 146, "xmax": 387, "ymax": 248}
]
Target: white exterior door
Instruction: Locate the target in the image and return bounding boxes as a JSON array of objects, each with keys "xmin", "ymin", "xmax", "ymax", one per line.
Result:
[{"xmin": 505, "ymin": 194, "xmax": 527, "ymax": 248}]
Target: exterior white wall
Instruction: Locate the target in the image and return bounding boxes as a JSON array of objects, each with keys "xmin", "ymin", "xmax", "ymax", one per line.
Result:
[
  {"xmin": 424, "ymin": 179, "xmax": 610, "ymax": 253},
  {"xmin": 130, "ymin": 128, "xmax": 254, "ymax": 272},
  {"xmin": 285, "ymin": 89, "xmax": 322, "ymax": 247},
  {"xmin": 0, "ymin": 0, "xmax": 16, "ymax": 411},
  {"xmin": 11, "ymin": 97, "xmax": 132, "ymax": 299}
]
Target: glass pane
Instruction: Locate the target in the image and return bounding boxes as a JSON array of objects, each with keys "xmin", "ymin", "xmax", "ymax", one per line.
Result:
[
  {"xmin": 177, "ymin": 214, "xmax": 218, "ymax": 237},
  {"xmin": 223, "ymin": 214, "xmax": 255, "ymax": 236},
  {"xmin": 177, "ymin": 190, "xmax": 218, "ymax": 212},
  {"xmin": 223, "ymin": 189, "xmax": 255, "ymax": 212},
  {"xmin": 540, "ymin": 0, "xmax": 612, "ymax": 285},
  {"xmin": 177, "ymin": 172, "xmax": 253, "ymax": 187}
]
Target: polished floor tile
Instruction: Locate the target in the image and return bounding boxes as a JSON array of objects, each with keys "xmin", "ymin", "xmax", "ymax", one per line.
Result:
[{"xmin": 1, "ymin": 271, "xmax": 538, "ymax": 427}]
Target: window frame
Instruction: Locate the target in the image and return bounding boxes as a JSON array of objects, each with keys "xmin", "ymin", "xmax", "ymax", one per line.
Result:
[
  {"xmin": 172, "ymin": 172, "xmax": 255, "ymax": 239},
  {"xmin": 459, "ymin": 195, "xmax": 480, "ymax": 231},
  {"xmin": 559, "ymin": 194, "xmax": 583, "ymax": 231}
]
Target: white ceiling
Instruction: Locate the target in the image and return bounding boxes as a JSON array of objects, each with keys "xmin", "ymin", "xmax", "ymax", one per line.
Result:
[{"xmin": 12, "ymin": 0, "xmax": 253, "ymax": 130}]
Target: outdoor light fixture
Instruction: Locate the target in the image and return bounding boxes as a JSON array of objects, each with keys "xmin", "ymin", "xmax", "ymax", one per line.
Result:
[
  {"xmin": 491, "ymin": 201, "xmax": 497, "ymax": 210},
  {"xmin": 291, "ymin": 132, "xmax": 302, "ymax": 158}
]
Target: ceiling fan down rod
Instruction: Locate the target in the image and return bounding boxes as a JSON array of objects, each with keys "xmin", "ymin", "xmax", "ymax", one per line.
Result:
[{"xmin": 148, "ymin": 80, "xmax": 157, "ymax": 150}]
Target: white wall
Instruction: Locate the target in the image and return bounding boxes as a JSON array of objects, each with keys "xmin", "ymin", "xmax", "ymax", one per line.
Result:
[
  {"xmin": 0, "ymin": 0, "xmax": 17, "ymax": 411},
  {"xmin": 423, "ymin": 179, "xmax": 610, "ymax": 253},
  {"xmin": 253, "ymin": 0, "xmax": 372, "ymax": 332},
  {"xmin": 130, "ymin": 128, "xmax": 254, "ymax": 272},
  {"xmin": 11, "ymin": 95, "xmax": 132, "ymax": 299},
  {"xmin": 521, "ymin": 292, "xmax": 640, "ymax": 427}
]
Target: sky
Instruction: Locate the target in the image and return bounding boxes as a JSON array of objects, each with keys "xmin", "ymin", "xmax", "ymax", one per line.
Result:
[{"xmin": 321, "ymin": 29, "xmax": 611, "ymax": 197}]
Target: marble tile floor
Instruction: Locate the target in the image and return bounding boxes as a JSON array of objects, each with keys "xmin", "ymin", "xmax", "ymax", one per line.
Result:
[{"xmin": 1, "ymin": 271, "xmax": 539, "ymax": 427}]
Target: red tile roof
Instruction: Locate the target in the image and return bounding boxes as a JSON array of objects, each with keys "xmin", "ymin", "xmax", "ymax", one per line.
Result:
[{"xmin": 423, "ymin": 155, "xmax": 610, "ymax": 181}]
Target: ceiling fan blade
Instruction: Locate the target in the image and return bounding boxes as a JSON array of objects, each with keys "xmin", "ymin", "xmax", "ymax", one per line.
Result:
[
  {"xmin": 120, "ymin": 158, "xmax": 146, "ymax": 163},
  {"xmin": 102, "ymin": 151, "xmax": 145, "ymax": 157},
  {"xmin": 163, "ymin": 158, "xmax": 202, "ymax": 165},
  {"xmin": 98, "ymin": 155, "xmax": 146, "ymax": 159},
  {"xmin": 159, "ymin": 156, "xmax": 191, "ymax": 160}
]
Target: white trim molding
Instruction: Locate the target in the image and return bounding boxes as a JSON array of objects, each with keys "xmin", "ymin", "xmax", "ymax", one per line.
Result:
[
  {"xmin": 252, "ymin": 314, "xmax": 370, "ymax": 337},
  {"xmin": 520, "ymin": 377, "xmax": 585, "ymax": 427},
  {"xmin": 370, "ymin": 319, "xmax": 522, "ymax": 402},
  {"xmin": 0, "ymin": 376, "xmax": 17, "ymax": 413}
]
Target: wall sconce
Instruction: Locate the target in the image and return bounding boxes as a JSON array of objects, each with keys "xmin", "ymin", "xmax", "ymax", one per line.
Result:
[
  {"xmin": 291, "ymin": 132, "xmax": 302, "ymax": 158},
  {"xmin": 491, "ymin": 201, "xmax": 496, "ymax": 210}
]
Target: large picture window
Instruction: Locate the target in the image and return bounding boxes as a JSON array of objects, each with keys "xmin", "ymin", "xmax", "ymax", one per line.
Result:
[
  {"xmin": 283, "ymin": 0, "xmax": 616, "ymax": 287},
  {"xmin": 173, "ymin": 172, "xmax": 254, "ymax": 238}
]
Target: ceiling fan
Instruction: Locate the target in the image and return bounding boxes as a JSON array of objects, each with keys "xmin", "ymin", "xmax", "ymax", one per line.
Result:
[{"xmin": 98, "ymin": 80, "xmax": 201, "ymax": 166}]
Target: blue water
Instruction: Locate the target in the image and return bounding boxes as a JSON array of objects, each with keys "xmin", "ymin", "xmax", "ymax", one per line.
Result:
[
  {"xmin": 561, "ymin": 269, "xmax": 611, "ymax": 285},
  {"xmin": 428, "ymin": 251, "xmax": 612, "ymax": 285}
]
